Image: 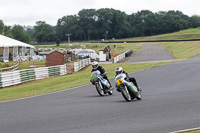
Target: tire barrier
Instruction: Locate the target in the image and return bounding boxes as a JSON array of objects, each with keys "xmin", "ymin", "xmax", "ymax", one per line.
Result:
[
  {"xmin": 0, "ymin": 64, "xmax": 67, "ymax": 88},
  {"xmin": 125, "ymin": 50, "xmax": 133, "ymax": 57},
  {"xmin": 74, "ymin": 58, "xmax": 91, "ymax": 72}
]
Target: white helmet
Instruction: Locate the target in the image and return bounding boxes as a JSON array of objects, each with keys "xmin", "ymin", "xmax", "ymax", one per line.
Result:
[
  {"xmin": 92, "ymin": 61, "xmax": 98, "ymax": 70},
  {"xmin": 115, "ymin": 67, "xmax": 123, "ymax": 75}
]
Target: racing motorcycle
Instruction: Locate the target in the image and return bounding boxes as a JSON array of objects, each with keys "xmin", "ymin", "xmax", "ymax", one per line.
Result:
[
  {"xmin": 115, "ymin": 73, "xmax": 142, "ymax": 102},
  {"xmin": 91, "ymin": 70, "xmax": 113, "ymax": 96}
]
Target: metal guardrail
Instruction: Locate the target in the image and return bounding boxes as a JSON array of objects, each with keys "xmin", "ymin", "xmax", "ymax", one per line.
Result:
[
  {"xmin": 113, "ymin": 50, "xmax": 133, "ymax": 63},
  {"xmin": 113, "ymin": 52, "xmax": 126, "ymax": 63}
]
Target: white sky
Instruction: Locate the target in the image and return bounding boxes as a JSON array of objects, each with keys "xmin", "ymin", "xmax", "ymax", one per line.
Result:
[{"xmin": 0, "ymin": 0, "xmax": 200, "ymax": 26}]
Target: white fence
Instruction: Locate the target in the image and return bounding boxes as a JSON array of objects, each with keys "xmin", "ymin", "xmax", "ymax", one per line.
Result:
[
  {"xmin": 74, "ymin": 58, "xmax": 91, "ymax": 72},
  {"xmin": 0, "ymin": 62, "xmax": 19, "ymax": 72},
  {"xmin": 0, "ymin": 64, "xmax": 67, "ymax": 88},
  {"xmin": 113, "ymin": 52, "xmax": 126, "ymax": 63}
]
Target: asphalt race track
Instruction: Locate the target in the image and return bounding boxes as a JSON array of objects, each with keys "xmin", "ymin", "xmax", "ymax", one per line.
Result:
[
  {"xmin": 0, "ymin": 48, "xmax": 200, "ymax": 133},
  {"xmin": 126, "ymin": 43, "xmax": 174, "ymax": 63}
]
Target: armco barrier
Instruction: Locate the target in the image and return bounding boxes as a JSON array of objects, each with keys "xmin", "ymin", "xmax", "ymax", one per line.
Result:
[
  {"xmin": 113, "ymin": 52, "xmax": 126, "ymax": 63},
  {"xmin": 0, "ymin": 64, "xmax": 67, "ymax": 88},
  {"xmin": 74, "ymin": 58, "xmax": 91, "ymax": 72},
  {"xmin": 113, "ymin": 50, "xmax": 133, "ymax": 63}
]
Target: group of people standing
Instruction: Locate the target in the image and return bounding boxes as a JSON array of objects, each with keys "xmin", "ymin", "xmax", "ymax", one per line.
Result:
[{"xmin": 103, "ymin": 45, "xmax": 117, "ymax": 61}]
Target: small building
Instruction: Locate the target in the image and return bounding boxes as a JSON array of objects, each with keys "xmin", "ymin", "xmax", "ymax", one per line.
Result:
[{"xmin": 46, "ymin": 50, "xmax": 64, "ymax": 67}]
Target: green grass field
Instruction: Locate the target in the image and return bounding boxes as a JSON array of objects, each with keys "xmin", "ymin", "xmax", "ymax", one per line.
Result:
[
  {"xmin": 116, "ymin": 27, "xmax": 200, "ymax": 41},
  {"xmin": 160, "ymin": 41, "xmax": 200, "ymax": 59},
  {"xmin": 18, "ymin": 61, "xmax": 46, "ymax": 70}
]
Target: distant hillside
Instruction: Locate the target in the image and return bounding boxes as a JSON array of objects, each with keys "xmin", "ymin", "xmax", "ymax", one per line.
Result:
[{"xmin": 113, "ymin": 27, "xmax": 200, "ymax": 42}]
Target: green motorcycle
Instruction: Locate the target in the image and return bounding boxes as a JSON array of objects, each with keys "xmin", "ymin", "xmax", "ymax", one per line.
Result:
[{"xmin": 115, "ymin": 73, "xmax": 142, "ymax": 102}]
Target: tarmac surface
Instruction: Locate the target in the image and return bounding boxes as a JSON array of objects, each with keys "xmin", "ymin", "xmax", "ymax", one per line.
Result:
[
  {"xmin": 125, "ymin": 43, "xmax": 174, "ymax": 63},
  {"xmin": 0, "ymin": 43, "xmax": 200, "ymax": 133}
]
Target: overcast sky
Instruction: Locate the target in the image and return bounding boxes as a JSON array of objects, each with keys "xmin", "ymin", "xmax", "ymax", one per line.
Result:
[{"xmin": 0, "ymin": 0, "xmax": 200, "ymax": 26}]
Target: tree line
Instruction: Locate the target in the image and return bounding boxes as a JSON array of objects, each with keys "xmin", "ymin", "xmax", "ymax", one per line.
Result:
[{"xmin": 1, "ymin": 8, "xmax": 200, "ymax": 44}]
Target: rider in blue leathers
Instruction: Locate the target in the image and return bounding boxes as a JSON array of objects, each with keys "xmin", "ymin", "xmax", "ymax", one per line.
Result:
[{"xmin": 91, "ymin": 61, "xmax": 112, "ymax": 87}]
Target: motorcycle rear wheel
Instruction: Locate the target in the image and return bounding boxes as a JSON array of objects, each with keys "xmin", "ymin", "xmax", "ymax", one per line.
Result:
[{"xmin": 121, "ymin": 86, "xmax": 131, "ymax": 102}]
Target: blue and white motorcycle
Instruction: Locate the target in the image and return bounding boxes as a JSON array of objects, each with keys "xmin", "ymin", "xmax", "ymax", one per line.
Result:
[{"xmin": 91, "ymin": 70, "xmax": 113, "ymax": 96}]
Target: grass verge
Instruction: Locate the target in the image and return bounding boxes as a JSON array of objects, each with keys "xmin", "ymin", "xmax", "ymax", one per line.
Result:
[
  {"xmin": 160, "ymin": 41, "xmax": 200, "ymax": 59},
  {"xmin": 182, "ymin": 130, "xmax": 200, "ymax": 133},
  {"xmin": 18, "ymin": 61, "xmax": 46, "ymax": 70},
  {"xmin": 0, "ymin": 62, "xmax": 169, "ymax": 102},
  {"xmin": 115, "ymin": 27, "xmax": 200, "ymax": 41}
]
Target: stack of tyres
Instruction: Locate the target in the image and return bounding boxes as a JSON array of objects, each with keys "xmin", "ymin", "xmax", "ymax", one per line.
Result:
[
  {"xmin": 0, "ymin": 74, "xmax": 2, "ymax": 88},
  {"xmin": 54, "ymin": 66, "xmax": 60, "ymax": 76},
  {"xmin": 20, "ymin": 70, "xmax": 29, "ymax": 83},
  {"xmin": 125, "ymin": 50, "xmax": 133, "ymax": 57},
  {"xmin": 28, "ymin": 69, "xmax": 36, "ymax": 81},
  {"xmin": 48, "ymin": 66, "xmax": 60, "ymax": 77}
]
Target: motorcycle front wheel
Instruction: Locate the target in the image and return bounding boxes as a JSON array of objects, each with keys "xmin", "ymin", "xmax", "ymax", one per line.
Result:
[
  {"xmin": 95, "ymin": 82, "xmax": 104, "ymax": 96},
  {"xmin": 121, "ymin": 86, "xmax": 131, "ymax": 102}
]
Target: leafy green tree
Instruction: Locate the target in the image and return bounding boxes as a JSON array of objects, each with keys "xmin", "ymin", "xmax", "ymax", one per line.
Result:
[
  {"xmin": 111, "ymin": 9, "xmax": 132, "ymax": 38},
  {"xmin": 96, "ymin": 8, "xmax": 113, "ymax": 39},
  {"xmin": 56, "ymin": 17, "xmax": 67, "ymax": 41},
  {"xmin": 56, "ymin": 15, "xmax": 84, "ymax": 42},
  {"xmin": 4, "ymin": 25, "xmax": 13, "ymax": 38},
  {"xmin": 95, "ymin": 8, "xmax": 132, "ymax": 40},
  {"xmin": 26, "ymin": 28, "xmax": 35, "ymax": 42},
  {"xmin": 11, "ymin": 25, "xmax": 31, "ymax": 43},
  {"xmin": 129, "ymin": 10, "xmax": 159, "ymax": 36},
  {"xmin": 189, "ymin": 15, "xmax": 200, "ymax": 28},
  {"xmin": 55, "ymin": 8, "xmax": 200, "ymax": 41},
  {"xmin": 156, "ymin": 10, "xmax": 190, "ymax": 34},
  {"xmin": 0, "ymin": 20, "xmax": 4, "ymax": 34},
  {"xmin": 78, "ymin": 9, "xmax": 97, "ymax": 40},
  {"xmin": 34, "ymin": 21, "xmax": 56, "ymax": 42}
]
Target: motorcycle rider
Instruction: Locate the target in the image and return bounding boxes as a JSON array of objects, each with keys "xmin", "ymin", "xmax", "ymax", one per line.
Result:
[
  {"xmin": 115, "ymin": 67, "xmax": 141, "ymax": 92},
  {"xmin": 91, "ymin": 61, "xmax": 112, "ymax": 88}
]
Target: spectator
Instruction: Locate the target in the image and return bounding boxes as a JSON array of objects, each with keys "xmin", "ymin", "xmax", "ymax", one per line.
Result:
[
  {"xmin": 63, "ymin": 51, "xmax": 66, "ymax": 56},
  {"xmin": 35, "ymin": 50, "xmax": 39, "ymax": 55},
  {"xmin": 107, "ymin": 46, "xmax": 111, "ymax": 61},
  {"xmin": 9, "ymin": 52, "xmax": 12, "ymax": 61}
]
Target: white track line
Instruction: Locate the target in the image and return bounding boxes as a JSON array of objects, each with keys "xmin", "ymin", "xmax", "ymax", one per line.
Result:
[{"xmin": 169, "ymin": 127, "xmax": 200, "ymax": 133}]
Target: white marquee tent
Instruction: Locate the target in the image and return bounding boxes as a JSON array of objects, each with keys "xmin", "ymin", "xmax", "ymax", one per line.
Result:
[{"xmin": 0, "ymin": 34, "xmax": 35, "ymax": 62}]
